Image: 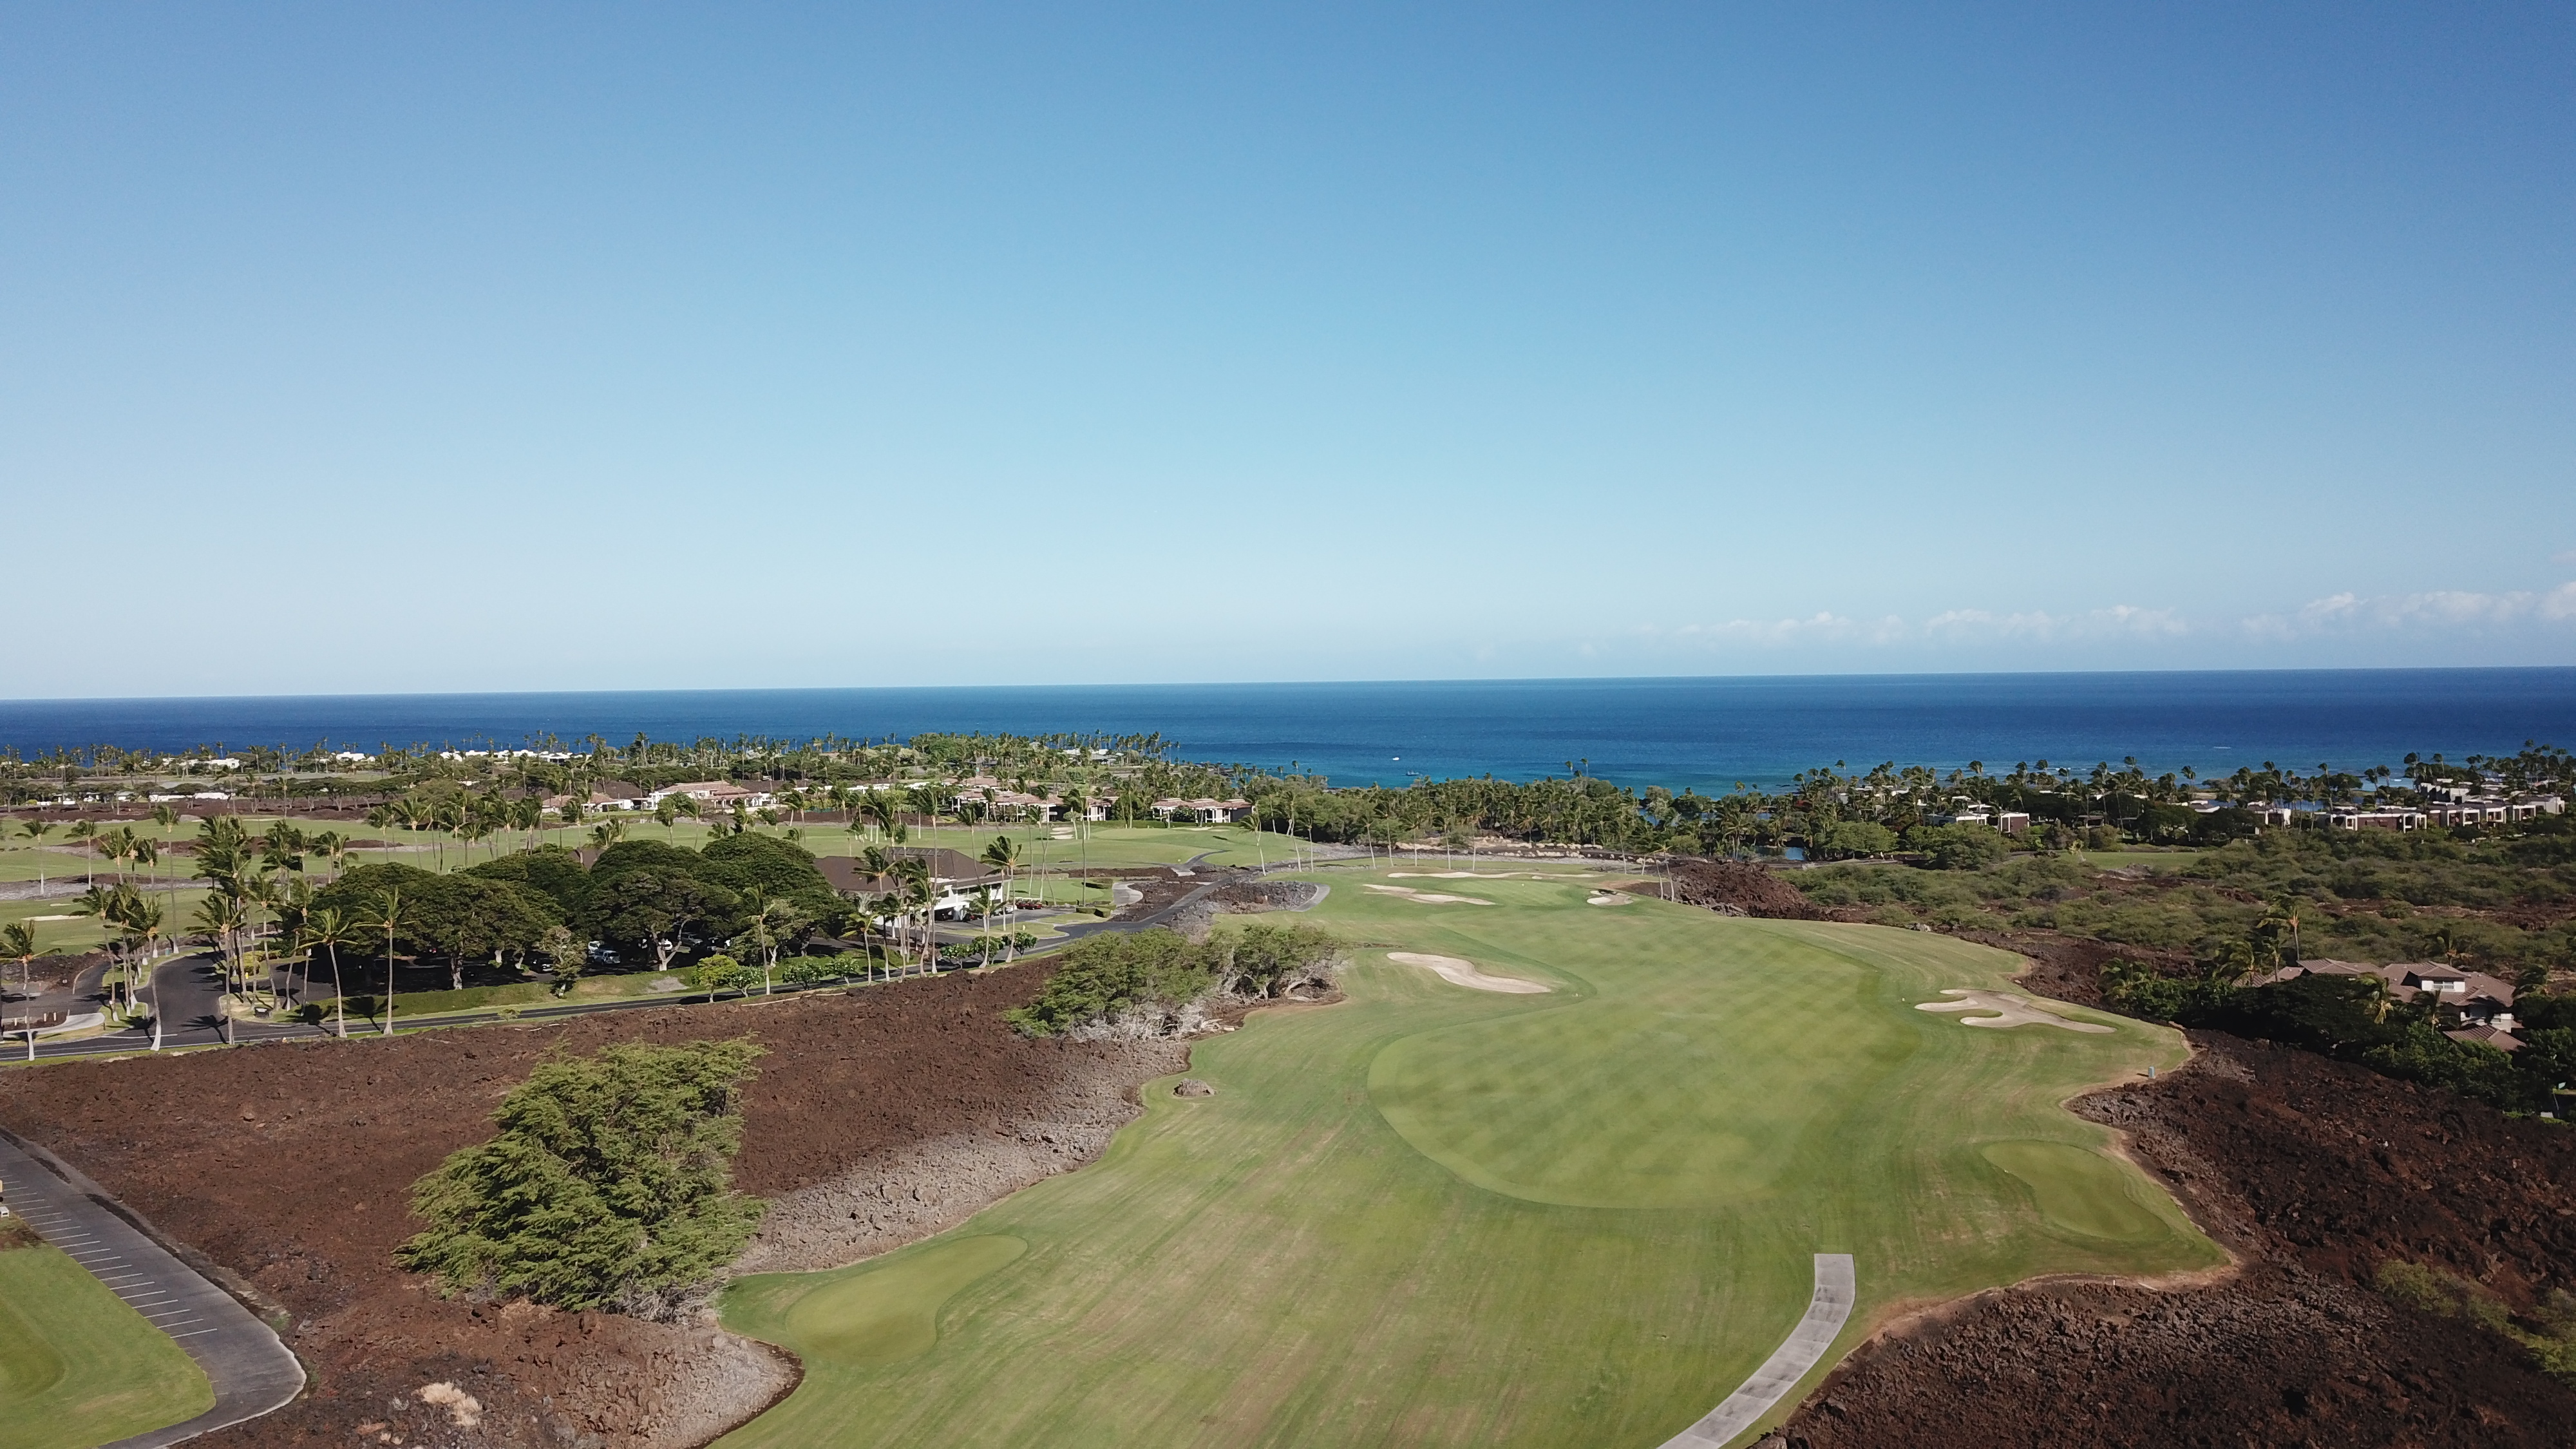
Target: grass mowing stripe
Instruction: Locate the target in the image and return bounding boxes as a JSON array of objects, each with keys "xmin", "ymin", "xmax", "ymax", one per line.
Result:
[
  {"xmin": 0, "ymin": 1245, "xmax": 211, "ymax": 1449},
  {"xmin": 717, "ymin": 868, "xmax": 2221, "ymax": 1447}
]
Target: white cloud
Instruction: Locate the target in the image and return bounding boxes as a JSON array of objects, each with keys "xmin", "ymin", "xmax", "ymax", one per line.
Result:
[
  {"xmin": 1649, "ymin": 581, "xmax": 2575, "ymax": 658},
  {"xmin": 1661, "ymin": 603, "xmax": 2184, "ymax": 650},
  {"xmin": 2253, "ymin": 582, "xmax": 2576, "ymax": 637}
]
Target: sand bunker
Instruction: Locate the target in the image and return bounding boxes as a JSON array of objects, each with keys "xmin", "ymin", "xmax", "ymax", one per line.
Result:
[
  {"xmin": 1363, "ymin": 884, "xmax": 1495, "ymax": 906},
  {"xmin": 1916, "ymin": 990, "xmax": 2116, "ymax": 1033},
  {"xmin": 1388, "ymin": 871, "xmax": 1592, "ymax": 881},
  {"xmin": 1388, "ymin": 952, "xmax": 1549, "ymax": 994},
  {"xmin": 1586, "ymin": 892, "xmax": 1631, "ymax": 906}
]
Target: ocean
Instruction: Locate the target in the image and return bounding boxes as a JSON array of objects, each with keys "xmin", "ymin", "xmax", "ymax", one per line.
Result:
[{"xmin": 3, "ymin": 670, "xmax": 2573, "ymax": 793}]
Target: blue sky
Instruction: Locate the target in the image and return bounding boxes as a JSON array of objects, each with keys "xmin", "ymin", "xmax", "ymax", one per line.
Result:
[{"xmin": 4, "ymin": 3, "xmax": 2571, "ymax": 696}]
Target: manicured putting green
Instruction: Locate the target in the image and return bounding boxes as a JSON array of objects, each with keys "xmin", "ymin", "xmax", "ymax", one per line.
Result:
[
  {"xmin": 1978, "ymin": 1141, "xmax": 2170, "ymax": 1243},
  {"xmin": 0, "ymin": 1243, "xmax": 213, "ymax": 1449},
  {"xmin": 718, "ymin": 869, "xmax": 2221, "ymax": 1448},
  {"xmin": 757, "ymin": 1236, "xmax": 1026, "ymax": 1366}
]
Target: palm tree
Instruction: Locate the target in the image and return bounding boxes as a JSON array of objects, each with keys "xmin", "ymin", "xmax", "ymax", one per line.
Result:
[
  {"xmin": 980, "ymin": 833, "xmax": 1020, "ymax": 891},
  {"xmin": 63, "ymin": 819, "xmax": 97, "ymax": 882},
  {"xmin": 864, "ymin": 893, "xmax": 902, "ymax": 981},
  {"xmin": 2, "ymin": 921, "xmax": 54, "ymax": 1061},
  {"xmin": 362, "ymin": 887, "xmax": 406, "ymax": 1037},
  {"xmin": 124, "ymin": 897, "xmax": 167, "ymax": 1050},
  {"xmin": 908, "ymin": 784, "xmax": 947, "ymax": 837},
  {"xmin": 589, "ymin": 819, "xmax": 626, "ymax": 854},
  {"xmin": 303, "ymin": 907, "xmax": 358, "ymax": 1039},
  {"xmin": 131, "ymin": 835, "xmax": 160, "ymax": 904},
  {"xmin": 73, "ymin": 884, "xmax": 138, "ymax": 1013},
  {"xmin": 309, "ymin": 828, "xmax": 350, "ymax": 882},
  {"xmin": 861, "ymin": 791, "xmax": 900, "ymax": 844},
  {"xmin": 192, "ymin": 893, "xmax": 251, "ymax": 1005},
  {"xmin": 19, "ymin": 820, "xmax": 55, "ymax": 890},
  {"xmin": 91, "ymin": 824, "xmax": 136, "ymax": 885},
  {"xmin": 967, "ymin": 886, "xmax": 999, "ymax": 965},
  {"xmin": 655, "ymin": 795, "xmax": 683, "ymax": 840},
  {"xmin": 895, "ymin": 857, "xmax": 935, "ymax": 975},
  {"xmin": 734, "ymin": 898, "xmax": 808, "ymax": 996}
]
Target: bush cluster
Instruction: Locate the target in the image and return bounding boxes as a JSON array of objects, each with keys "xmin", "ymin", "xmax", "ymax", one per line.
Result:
[
  {"xmin": 2101, "ymin": 964, "xmax": 2576, "ymax": 1115},
  {"xmin": 2375, "ymin": 1260, "xmax": 2576, "ymax": 1385},
  {"xmin": 1005, "ymin": 923, "xmax": 1345, "ymax": 1036}
]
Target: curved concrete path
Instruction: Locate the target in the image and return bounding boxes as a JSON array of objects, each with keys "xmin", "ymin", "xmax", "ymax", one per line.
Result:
[
  {"xmin": 1659, "ymin": 1253, "xmax": 1856, "ymax": 1448},
  {"xmin": 0, "ymin": 1128, "xmax": 305, "ymax": 1446}
]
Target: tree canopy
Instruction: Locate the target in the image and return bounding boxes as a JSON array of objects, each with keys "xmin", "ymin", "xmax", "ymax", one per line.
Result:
[{"xmin": 396, "ymin": 1040, "xmax": 766, "ymax": 1309}]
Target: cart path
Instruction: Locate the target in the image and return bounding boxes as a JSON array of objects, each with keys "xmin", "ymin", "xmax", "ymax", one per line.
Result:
[
  {"xmin": 1659, "ymin": 1253, "xmax": 1857, "ymax": 1448},
  {"xmin": 0, "ymin": 1127, "xmax": 306, "ymax": 1446}
]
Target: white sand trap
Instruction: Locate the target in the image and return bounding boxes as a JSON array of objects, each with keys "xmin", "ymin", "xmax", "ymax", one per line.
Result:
[
  {"xmin": 1388, "ymin": 952, "xmax": 1549, "ymax": 994},
  {"xmin": 1388, "ymin": 871, "xmax": 1594, "ymax": 881},
  {"xmin": 1362, "ymin": 884, "xmax": 1496, "ymax": 905},
  {"xmin": 1586, "ymin": 892, "xmax": 1632, "ymax": 906},
  {"xmin": 1917, "ymin": 989, "xmax": 2115, "ymax": 1033}
]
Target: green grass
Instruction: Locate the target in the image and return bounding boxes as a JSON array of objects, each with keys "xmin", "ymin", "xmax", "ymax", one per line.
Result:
[
  {"xmin": 2077, "ymin": 849, "xmax": 2204, "ymax": 870},
  {"xmin": 0, "ymin": 1241, "xmax": 213, "ymax": 1449},
  {"xmin": 715, "ymin": 866, "xmax": 2219, "ymax": 1448}
]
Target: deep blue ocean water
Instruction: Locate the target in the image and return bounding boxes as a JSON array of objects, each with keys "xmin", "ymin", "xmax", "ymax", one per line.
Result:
[{"xmin": 3, "ymin": 670, "xmax": 2573, "ymax": 793}]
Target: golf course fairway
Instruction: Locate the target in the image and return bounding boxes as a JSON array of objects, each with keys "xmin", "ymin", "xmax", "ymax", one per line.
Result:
[
  {"xmin": 0, "ymin": 1239, "xmax": 213, "ymax": 1449},
  {"xmin": 716, "ymin": 867, "xmax": 2222, "ymax": 1448}
]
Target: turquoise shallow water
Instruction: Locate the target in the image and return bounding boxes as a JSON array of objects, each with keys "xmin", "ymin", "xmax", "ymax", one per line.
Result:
[{"xmin": 3, "ymin": 668, "xmax": 2572, "ymax": 791}]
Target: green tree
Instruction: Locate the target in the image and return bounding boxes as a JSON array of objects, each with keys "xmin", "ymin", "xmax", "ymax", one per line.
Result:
[
  {"xmin": 587, "ymin": 871, "xmax": 737, "ymax": 972},
  {"xmin": 689, "ymin": 952, "xmax": 755, "ymax": 1001},
  {"xmin": 730, "ymin": 898, "xmax": 808, "ymax": 996},
  {"xmin": 539, "ymin": 923, "xmax": 583, "ymax": 996},
  {"xmin": 396, "ymin": 1040, "xmax": 767, "ymax": 1309}
]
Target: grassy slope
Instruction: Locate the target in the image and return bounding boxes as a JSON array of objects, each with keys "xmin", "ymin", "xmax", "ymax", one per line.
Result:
[
  {"xmin": 0, "ymin": 1244, "xmax": 212, "ymax": 1449},
  {"xmin": 716, "ymin": 869, "xmax": 2221, "ymax": 1448}
]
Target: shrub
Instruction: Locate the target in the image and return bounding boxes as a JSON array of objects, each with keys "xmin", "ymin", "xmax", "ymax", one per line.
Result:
[
  {"xmin": 1821, "ymin": 821, "xmax": 1897, "ymax": 860},
  {"xmin": 397, "ymin": 1040, "xmax": 766, "ymax": 1310},
  {"xmin": 689, "ymin": 953, "xmax": 755, "ymax": 998},
  {"xmin": 1212, "ymin": 922, "xmax": 1347, "ymax": 998},
  {"xmin": 1906, "ymin": 824, "xmax": 2011, "ymax": 871},
  {"xmin": 1005, "ymin": 929, "xmax": 1215, "ymax": 1036},
  {"xmin": 2372, "ymin": 1260, "xmax": 2576, "ymax": 1385},
  {"xmin": 2374, "ymin": 1259, "xmax": 2510, "ymax": 1333},
  {"xmin": 776, "ymin": 954, "xmax": 852, "ymax": 985}
]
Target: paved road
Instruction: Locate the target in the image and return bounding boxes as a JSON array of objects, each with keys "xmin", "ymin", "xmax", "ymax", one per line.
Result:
[
  {"xmin": 1659, "ymin": 1254, "xmax": 1857, "ymax": 1448},
  {"xmin": 0, "ymin": 1128, "xmax": 305, "ymax": 1446}
]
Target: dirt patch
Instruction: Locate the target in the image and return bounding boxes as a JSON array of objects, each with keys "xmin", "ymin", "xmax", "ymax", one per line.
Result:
[
  {"xmin": 1763, "ymin": 1032, "xmax": 2576, "ymax": 1447},
  {"xmin": 1958, "ymin": 927, "xmax": 2192, "ymax": 1010},
  {"xmin": 1665, "ymin": 858, "xmax": 1830, "ymax": 920},
  {"xmin": 0, "ymin": 965, "xmax": 1182, "ymax": 1449}
]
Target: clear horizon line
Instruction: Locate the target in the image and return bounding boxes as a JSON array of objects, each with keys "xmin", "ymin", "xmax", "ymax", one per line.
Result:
[{"xmin": 8, "ymin": 661, "xmax": 2576, "ymax": 708}]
